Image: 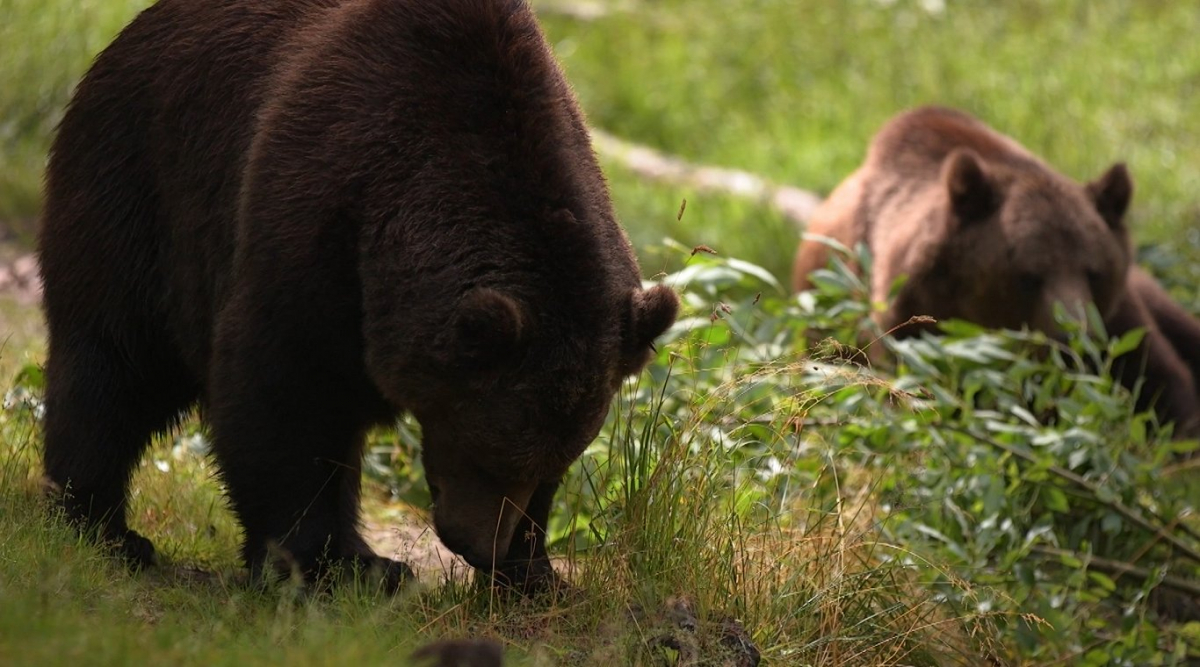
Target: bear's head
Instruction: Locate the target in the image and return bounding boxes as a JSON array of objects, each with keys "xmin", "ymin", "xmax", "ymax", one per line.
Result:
[
  {"xmin": 409, "ymin": 283, "xmax": 678, "ymax": 570},
  {"xmin": 907, "ymin": 148, "xmax": 1134, "ymax": 339}
]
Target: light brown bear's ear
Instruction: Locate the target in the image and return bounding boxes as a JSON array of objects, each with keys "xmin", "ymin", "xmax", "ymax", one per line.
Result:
[
  {"xmin": 620, "ymin": 284, "xmax": 679, "ymax": 375},
  {"xmin": 942, "ymin": 148, "xmax": 999, "ymax": 223},
  {"xmin": 1087, "ymin": 162, "xmax": 1133, "ymax": 230},
  {"xmin": 451, "ymin": 288, "xmax": 527, "ymax": 369}
]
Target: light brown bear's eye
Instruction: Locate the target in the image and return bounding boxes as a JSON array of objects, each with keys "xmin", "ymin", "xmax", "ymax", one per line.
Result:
[{"xmin": 1017, "ymin": 272, "xmax": 1044, "ymax": 294}]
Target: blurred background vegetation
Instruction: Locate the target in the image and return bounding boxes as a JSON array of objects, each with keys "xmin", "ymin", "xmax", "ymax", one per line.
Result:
[{"xmin": 3, "ymin": 0, "xmax": 1200, "ymax": 291}]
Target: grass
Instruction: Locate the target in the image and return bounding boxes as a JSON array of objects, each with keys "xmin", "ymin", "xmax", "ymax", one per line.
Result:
[
  {"xmin": 0, "ymin": 0, "xmax": 157, "ymax": 236},
  {"xmin": 541, "ymin": 0, "xmax": 1200, "ymax": 283},
  {"xmin": 0, "ymin": 305, "xmax": 983, "ymax": 666},
  {"xmin": 3, "ymin": 0, "xmax": 1200, "ymax": 665}
]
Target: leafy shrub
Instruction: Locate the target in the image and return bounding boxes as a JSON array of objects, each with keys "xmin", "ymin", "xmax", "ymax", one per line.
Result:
[{"xmin": 522, "ymin": 238, "xmax": 1200, "ymax": 664}]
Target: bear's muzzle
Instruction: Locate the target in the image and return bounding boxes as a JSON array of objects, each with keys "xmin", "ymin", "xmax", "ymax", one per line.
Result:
[{"xmin": 428, "ymin": 476, "xmax": 539, "ymax": 570}]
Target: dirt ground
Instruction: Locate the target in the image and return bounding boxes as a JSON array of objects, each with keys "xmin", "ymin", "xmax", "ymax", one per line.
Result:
[
  {"xmin": 360, "ymin": 498, "xmax": 469, "ymax": 585},
  {"xmin": 0, "ymin": 241, "xmax": 46, "ymax": 369}
]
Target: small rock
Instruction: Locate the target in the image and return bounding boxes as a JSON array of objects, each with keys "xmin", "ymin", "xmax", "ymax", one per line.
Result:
[
  {"xmin": 410, "ymin": 638, "xmax": 505, "ymax": 667},
  {"xmin": 717, "ymin": 617, "xmax": 761, "ymax": 667},
  {"xmin": 12, "ymin": 254, "xmax": 38, "ymax": 283},
  {"xmin": 19, "ymin": 277, "xmax": 42, "ymax": 304},
  {"xmin": 646, "ymin": 595, "xmax": 761, "ymax": 667}
]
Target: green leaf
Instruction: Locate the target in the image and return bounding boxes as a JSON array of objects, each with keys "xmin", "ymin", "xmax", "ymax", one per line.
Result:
[
  {"xmin": 1100, "ymin": 512, "xmax": 1123, "ymax": 533},
  {"xmin": 1010, "ymin": 405, "xmax": 1041, "ymax": 427},
  {"xmin": 11, "ymin": 362, "xmax": 44, "ymax": 391},
  {"xmin": 1043, "ymin": 487, "xmax": 1069, "ymax": 513},
  {"xmin": 1088, "ymin": 571, "xmax": 1116, "ymax": 592},
  {"xmin": 800, "ymin": 231, "xmax": 852, "ymax": 257},
  {"xmin": 936, "ymin": 319, "xmax": 987, "ymax": 338},
  {"xmin": 1057, "ymin": 551, "xmax": 1084, "ymax": 568},
  {"xmin": 726, "ymin": 257, "xmax": 783, "ymax": 292},
  {"xmin": 1109, "ymin": 327, "xmax": 1146, "ymax": 358}
]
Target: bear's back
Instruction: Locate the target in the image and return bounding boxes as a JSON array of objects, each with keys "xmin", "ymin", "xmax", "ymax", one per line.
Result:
[
  {"xmin": 865, "ymin": 106, "xmax": 1044, "ymax": 184},
  {"xmin": 40, "ymin": 0, "xmax": 635, "ymax": 385},
  {"xmin": 857, "ymin": 106, "xmax": 1085, "ymax": 262},
  {"xmin": 39, "ymin": 0, "xmax": 353, "ymax": 379}
]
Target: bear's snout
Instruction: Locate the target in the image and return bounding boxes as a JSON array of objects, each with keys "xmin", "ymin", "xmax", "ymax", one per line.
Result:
[
  {"xmin": 1034, "ymin": 277, "xmax": 1096, "ymax": 339},
  {"xmin": 428, "ymin": 477, "xmax": 538, "ymax": 570}
]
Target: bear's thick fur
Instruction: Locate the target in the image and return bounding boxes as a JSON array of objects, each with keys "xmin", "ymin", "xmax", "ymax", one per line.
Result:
[
  {"xmin": 38, "ymin": 0, "xmax": 678, "ymax": 593},
  {"xmin": 793, "ymin": 106, "xmax": 1200, "ymax": 438}
]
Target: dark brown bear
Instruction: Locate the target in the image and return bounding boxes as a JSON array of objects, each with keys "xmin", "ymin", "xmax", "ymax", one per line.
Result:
[
  {"xmin": 792, "ymin": 106, "xmax": 1200, "ymax": 439},
  {"xmin": 38, "ymin": 0, "xmax": 678, "ymax": 593}
]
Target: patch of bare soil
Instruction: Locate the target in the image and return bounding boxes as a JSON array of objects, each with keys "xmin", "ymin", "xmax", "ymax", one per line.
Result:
[
  {"xmin": 360, "ymin": 494, "xmax": 577, "ymax": 587},
  {"xmin": 0, "ymin": 251, "xmax": 40, "ymax": 306},
  {"xmin": 0, "ymin": 238, "xmax": 45, "ymax": 359},
  {"xmin": 360, "ymin": 500, "xmax": 471, "ymax": 585}
]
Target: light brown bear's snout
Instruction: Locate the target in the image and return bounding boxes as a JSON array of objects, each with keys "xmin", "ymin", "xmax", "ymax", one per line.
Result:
[{"xmin": 1033, "ymin": 278, "xmax": 1097, "ymax": 340}]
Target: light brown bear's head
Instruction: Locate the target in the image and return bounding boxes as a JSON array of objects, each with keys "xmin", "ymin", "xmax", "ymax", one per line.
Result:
[{"xmin": 905, "ymin": 149, "xmax": 1134, "ymax": 339}]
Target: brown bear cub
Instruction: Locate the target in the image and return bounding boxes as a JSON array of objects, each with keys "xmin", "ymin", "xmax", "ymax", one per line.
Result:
[
  {"xmin": 793, "ymin": 106, "xmax": 1200, "ymax": 439},
  {"xmin": 38, "ymin": 0, "xmax": 679, "ymax": 594}
]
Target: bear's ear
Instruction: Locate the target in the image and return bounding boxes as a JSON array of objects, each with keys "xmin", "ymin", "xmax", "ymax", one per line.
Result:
[
  {"xmin": 620, "ymin": 284, "xmax": 679, "ymax": 375},
  {"xmin": 942, "ymin": 148, "xmax": 999, "ymax": 223},
  {"xmin": 450, "ymin": 288, "xmax": 527, "ymax": 370},
  {"xmin": 1087, "ymin": 162, "xmax": 1133, "ymax": 230}
]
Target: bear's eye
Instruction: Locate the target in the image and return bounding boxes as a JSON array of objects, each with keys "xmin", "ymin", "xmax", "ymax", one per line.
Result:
[
  {"xmin": 1017, "ymin": 272, "xmax": 1044, "ymax": 294},
  {"xmin": 1086, "ymin": 269, "xmax": 1105, "ymax": 288}
]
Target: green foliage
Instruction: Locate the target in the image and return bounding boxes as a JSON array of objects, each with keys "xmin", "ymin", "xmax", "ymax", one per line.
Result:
[
  {"xmin": 567, "ymin": 239, "xmax": 1200, "ymax": 664},
  {"xmin": 361, "ymin": 236, "xmax": 1200, "ymax": 663},
  {"xmin": 0, "ymin": 0, "xmax": 154, "ymax": 231}
]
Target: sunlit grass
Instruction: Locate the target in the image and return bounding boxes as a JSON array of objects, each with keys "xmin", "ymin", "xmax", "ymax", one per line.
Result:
[
  {"xmin": 541, "ymin": 0, "xmax": 1200, "ymax": 281},
  {"xmin": 0, "ymin": 0, "xmax": 154, "ymax": 234}
]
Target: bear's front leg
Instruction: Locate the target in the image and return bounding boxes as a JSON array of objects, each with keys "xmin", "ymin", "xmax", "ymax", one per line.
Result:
[
  {"xmin": 490, "ymin": 479, "xmax": 568, "ymax": 597},
  {"xmin": 1107, "ymin": 290, "xmax": 1200, "ymax": 440},
  {"xmin": 207, "ymin": 310, "xmax": 413, "ymax": 593},
  {"xmin": 41, "ymin": 327, "xmax": 200, "ymax": 570}
]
